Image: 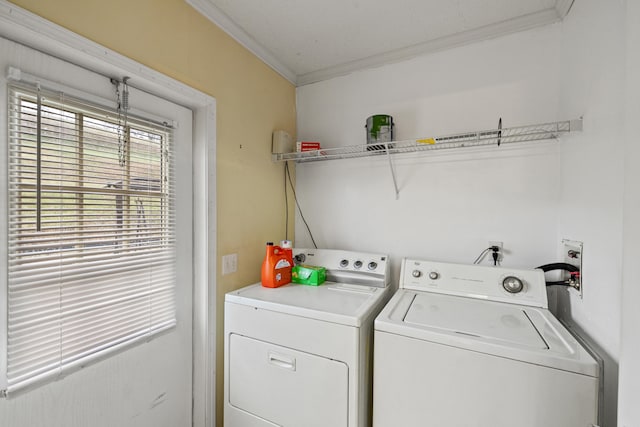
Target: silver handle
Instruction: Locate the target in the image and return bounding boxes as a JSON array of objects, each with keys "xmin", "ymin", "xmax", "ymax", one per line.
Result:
[{"xmin": 268, "ymin": 352, "xmax": 296, "ymax": 371}]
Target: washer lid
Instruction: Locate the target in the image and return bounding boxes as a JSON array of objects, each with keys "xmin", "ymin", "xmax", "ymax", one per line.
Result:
[
  {"xmin": 404, "ymin": 292, "xmax": 548, "ymax": 349},
  {"xmin": 226, "ymin": 282, "xmax": 389, "ymax": 327},
  {"xmin": 375, "ymin": 290, "xmax": 599, "ymax": 377}
]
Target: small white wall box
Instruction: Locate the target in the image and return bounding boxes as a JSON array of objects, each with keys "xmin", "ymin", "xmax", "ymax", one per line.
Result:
[{"xmin": 272, "ymin": 130, "xmax": 293, "ymax": 154}]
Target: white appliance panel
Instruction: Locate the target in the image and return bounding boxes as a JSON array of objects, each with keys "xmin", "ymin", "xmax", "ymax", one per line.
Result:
[
  {"xmin": 226, "ymin": 282, "xmax": 385, "ymax": 326},
  {"xmin": 378, "ymin": 289, "xmax": 598, "ymax": 376},
  {"xmin": 401, "ymin": 258, "xmax": 548, "ymax": 308},
  {"xmin": 229, "ymin": 334, "xmax": 348, "ymax": 427},
  {"xmin": 225, "ymin": 248, "xmax": 392, "ymax": 427},
  {"xmin": 373, "ymin": 258, "xmax": 600, "ymax": 427},
  {"xmin": 404, "ymin": 292, "xmax": 548, "ymax": 348},
  {"xmin": 373, "ymin": 331, "xmax": 599, "ymax": 427},
  {"xmin": 224, "ymin": 410, "xmax": 279, "ymax": 427},
  {"xmin": 293, "ymin": 248, "xmax": 390, "ymax": 289}
]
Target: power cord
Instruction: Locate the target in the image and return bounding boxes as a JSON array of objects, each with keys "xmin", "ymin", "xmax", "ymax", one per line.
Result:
[
  {"xmin": 491, "ymin": 247, "xmax": 500, "ymax": 266},
  {"xmin": 473, "ymin": 246, "xmax": 501, "ymax": 265},
  {"xmin": 285, "ymin": 161, "xmax": 318, "ymax": 249},
  {"xmin": 284, "ymin": 161, "xmax": 289, "ymax": 240}
]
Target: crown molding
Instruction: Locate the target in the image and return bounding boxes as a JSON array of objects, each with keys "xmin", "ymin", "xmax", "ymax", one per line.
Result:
[
  {"xmin": 186, "ymin": 1, "xmax": 572, "ymax": 87},
  {"xmin": 186, "ymin": 0, "xmax": 297, "ymax": 84},
  {"xmin": 297, "ymin": 8, "xmax": 562, "ymax": 86}
]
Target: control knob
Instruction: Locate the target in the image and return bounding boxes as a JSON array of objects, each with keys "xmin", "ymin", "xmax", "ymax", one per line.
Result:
[
  {"xmin": 339, "ymin": 259, "xmax": 349, "ymax": 268},
  {"xmin": 428, "ymin": 271, "xmax": 440, "ymax": 280},
  {"xmin": 412, "ymin": 270, "xmax": 422, "ymax": 278},
  {"xmin": 368, "ymin": 261, "xmax": 378, "ymax": 271},
  {"xmin": 354, "ymin": 260, "xmax": 363, "ymax": 269},
  {"xmin": 503, "ymin": 276, "xmax": 524, "ymax": 294}
]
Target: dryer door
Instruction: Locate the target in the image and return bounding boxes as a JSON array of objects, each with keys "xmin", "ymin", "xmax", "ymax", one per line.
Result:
[{"xmin": 228, "ymin": 334, "xmax": 349, "ymax": 427}]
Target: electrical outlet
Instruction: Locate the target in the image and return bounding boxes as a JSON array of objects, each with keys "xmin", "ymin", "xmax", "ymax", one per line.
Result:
[
  {"xmin": 483, "ymin": 241, "xmax": 503, "ymax": 265},
  {"xmin": 222, "ymin": 253, "xmax": 238, "ymax": 275},
  {"xmin": 489, "ymin": 241, "xmax": 503, "ymax": 250},
  {"xmin": 562, "ymin": 239, "xmax": 583, "ymax": 298}
]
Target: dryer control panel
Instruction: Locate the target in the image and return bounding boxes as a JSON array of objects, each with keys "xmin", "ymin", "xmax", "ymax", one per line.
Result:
[
  {"xmin": 294, "ymin": 248, "xmax": 390, "ymax": 288},
  {"xmin": 400, "ymin": 259, "xmax": 548, "ymax": 308}
]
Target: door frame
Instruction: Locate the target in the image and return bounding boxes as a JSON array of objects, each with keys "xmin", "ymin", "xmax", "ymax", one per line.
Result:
[{"xmin": 0, "ymin": 2, "xmax": 217, "ymax": 426}]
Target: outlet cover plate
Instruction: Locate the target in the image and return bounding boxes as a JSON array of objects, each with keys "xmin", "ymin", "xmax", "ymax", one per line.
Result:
[
  {"xmin": 488, "ymin": 241, "xmax": 503, "ymax": 250},
  {"xmin": 222, "ymin": 253, "xmax": 238, "ymax": 275},
  {"xmin": 562, "ymin": 239, "xmax": 583, "ymax": 298}
]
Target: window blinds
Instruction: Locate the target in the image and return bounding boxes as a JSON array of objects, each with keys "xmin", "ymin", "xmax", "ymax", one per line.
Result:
[{"xmin": 4, "ymin": 82, "xmax": 176, "ymax": 395}]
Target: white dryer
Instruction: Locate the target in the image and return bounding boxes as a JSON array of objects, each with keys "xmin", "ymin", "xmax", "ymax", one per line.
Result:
[
  {"xmin": 373, "ymin": 259, "xmax": 600, "ymax": 427},
  {"xmin": 224, "ymin": 248, "xmax": 392, "ymax": 427}
]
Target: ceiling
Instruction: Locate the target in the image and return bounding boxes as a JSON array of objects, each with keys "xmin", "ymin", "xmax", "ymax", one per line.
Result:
[{"xmin": 186, "ymin": 0, "xmax": 574, "ymax": 86}]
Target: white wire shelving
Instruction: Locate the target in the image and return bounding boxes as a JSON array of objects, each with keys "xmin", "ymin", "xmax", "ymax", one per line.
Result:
[
  {"xmin": 272, "ymin": 119, "xmax": 582, "ymax": 163},
  {"xmin": 273, "ymin": 118, "xmax": 583, "ymax": 198}
]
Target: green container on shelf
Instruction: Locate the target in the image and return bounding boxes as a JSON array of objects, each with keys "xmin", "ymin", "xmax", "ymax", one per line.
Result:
[{"xmin": 365, "ymin": 114, "xmax": 394, "ymax": 152}]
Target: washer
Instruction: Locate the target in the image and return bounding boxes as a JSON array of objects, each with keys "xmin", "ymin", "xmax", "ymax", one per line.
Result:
[
  {"xmin": 224, "ymin": 248, "xmax": 392, "ymax": 427},
  {"xmin": 373, "ymin": 258, "xmax": 600, "ymax": 427}
]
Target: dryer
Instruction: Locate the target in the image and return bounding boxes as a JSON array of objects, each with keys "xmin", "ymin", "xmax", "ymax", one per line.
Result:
[
  {"xmin": 224, "ymin": 248, "xmax": 392, "ymax": 427},
  {"xmin": 373, "ymin": 258, "xmax": 600, "ymax": 427}
]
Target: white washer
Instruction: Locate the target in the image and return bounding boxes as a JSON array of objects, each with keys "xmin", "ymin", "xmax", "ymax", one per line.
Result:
[
  {"xmin": 224, "ymin": 248, "xmax": 392, "ymax": 427},
  {"xmin": 373, "ymin": 259, "xmax": 600, "ymax": 427}
]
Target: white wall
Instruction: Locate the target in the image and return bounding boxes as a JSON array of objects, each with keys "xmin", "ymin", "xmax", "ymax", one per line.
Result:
[
  {"xmin": 555, "ymin": 1, "xmax": 627, "ymax": 424},
  {"xmin": 0, "ymin": 38, "xmax": 194, "ymax": 427},
  {"xmin": 619, "ymin": 0, "xmax": 640, "ymax": 425},
  {"xmin": 295, "ymin": 1, "xmax": 626, "ymax": 426},
  {"xmin": 295, "ymin": 24, "xmax": 563, "ymax": 274}
]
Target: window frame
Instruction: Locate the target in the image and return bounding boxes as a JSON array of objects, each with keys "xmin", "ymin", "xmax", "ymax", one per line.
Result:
[
  {"xmin": 1, "ymin": 7, "xmax": 216, "ymax": 423},
  {"xmin": 3, "ymin": 78, "xmax": 179, "ymax": 396}
]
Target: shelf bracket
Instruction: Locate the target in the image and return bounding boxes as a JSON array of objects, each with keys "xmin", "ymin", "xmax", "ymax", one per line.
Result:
[{"xmin": 385, "ymin": 142, "xmax": 400, "ymax": 199}]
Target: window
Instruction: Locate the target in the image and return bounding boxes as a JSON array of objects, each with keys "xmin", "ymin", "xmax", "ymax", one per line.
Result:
[{"xmin": 3, "ymin": 81, "xmax": 176, "ymax": 395}]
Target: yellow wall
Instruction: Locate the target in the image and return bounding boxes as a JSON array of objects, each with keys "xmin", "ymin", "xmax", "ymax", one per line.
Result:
[{"xmin": 8, "ymin": 1, "xmax": 296, "ymax": 425}]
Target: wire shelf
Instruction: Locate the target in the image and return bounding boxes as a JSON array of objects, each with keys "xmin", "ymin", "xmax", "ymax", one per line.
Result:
[{"xmin": 272, "ymin": 119, "xmax": 582, "ymax": 163}]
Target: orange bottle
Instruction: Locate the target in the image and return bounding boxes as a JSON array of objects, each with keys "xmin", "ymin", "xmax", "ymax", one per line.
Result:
[{"xmin": 261, "ymin": 242, "xmax": 292, "ymax": 288}]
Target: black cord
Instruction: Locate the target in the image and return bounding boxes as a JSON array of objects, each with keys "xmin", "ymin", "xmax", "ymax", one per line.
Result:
[
  {"xmin": 537, "ymin": 262, "xmax": 579, "ymax": 273},
  {"xmin": 536, "ymin": 263, "xmax": 580, "ymax": 287},
  {"xmin": 284, "ymin": 162, "xmax": 289, "ymax": 240},
  {"xmin": 545, "ymin": 281, "xmax": 573, "ymax": 287},
  {"xmin": 474, "ymin": 246, "xmax": 501, "ymax": 265},
  {"xmin": 491, "ymin": 247, "xmax": 500, "ymax": 266},
  {"xmin": 285, "ymin": 162, "xmax": 318, "ymax": 249}
]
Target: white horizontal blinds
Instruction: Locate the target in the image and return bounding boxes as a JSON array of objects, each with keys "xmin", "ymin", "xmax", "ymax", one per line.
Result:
[{"xmin": 6, "ymin": 82, "xmax": 176, "ymax": 393}]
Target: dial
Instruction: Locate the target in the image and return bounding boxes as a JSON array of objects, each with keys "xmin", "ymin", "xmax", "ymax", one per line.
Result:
[
  {"xmin": 294, "ymin": 254, "xmax": 306, "ymax": 264},
  {"xmin": 354, "ymin": 260, "xmax": 363, "ymax": 269},
  {"xmin": 503, "ymin": 276, "xmax": 524, "ymax": 293},
  {"xmin": 412, "ymin": 270, "xmax": 422, "ymax": 278},
  {"xmin": 428, "ymin": 271, "xmax": 439, "ymax": 280},
  {"xmin": 368, "ymin": 261, "xmax": 378, "ymax": 271},
  {"xmin": 339, "ymin": 259, "xmax": 349, "ymax": 268}
]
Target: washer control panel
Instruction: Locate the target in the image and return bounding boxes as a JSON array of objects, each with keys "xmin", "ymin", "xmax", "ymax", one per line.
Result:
[
  {"xmin": 401, "ymin": 258, "xmax": 548, "ymax": 308},
  {"xmin": 502, "ymin": 276, "xmax": 524, "ymax": 293}
]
